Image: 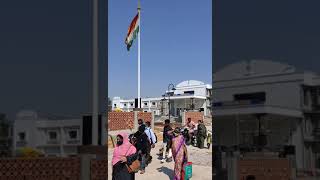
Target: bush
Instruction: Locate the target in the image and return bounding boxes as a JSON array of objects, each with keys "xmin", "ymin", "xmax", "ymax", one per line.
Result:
[{"xmin": 16, "ymin": 147, "xmax": 43, "ymax": 158}]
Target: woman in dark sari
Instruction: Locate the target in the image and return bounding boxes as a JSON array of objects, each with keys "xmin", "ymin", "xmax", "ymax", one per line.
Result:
[
  {"xmin": 171, "ymin": 127, "xmax": 188, "ymax": 180},
  {"xmin": 112, "ymin": 132, "xmax": 139, "ymax": 180}
]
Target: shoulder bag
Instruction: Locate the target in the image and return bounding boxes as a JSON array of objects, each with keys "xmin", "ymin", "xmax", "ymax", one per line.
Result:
[{"xmin": 124, "ymin": 145, "xmax": 140, "ymax": 173}]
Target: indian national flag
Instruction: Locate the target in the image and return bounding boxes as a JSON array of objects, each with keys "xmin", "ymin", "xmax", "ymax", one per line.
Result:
[{"xmin": 125, "ymin": 13, "xmax": 139, "ymax": 51}]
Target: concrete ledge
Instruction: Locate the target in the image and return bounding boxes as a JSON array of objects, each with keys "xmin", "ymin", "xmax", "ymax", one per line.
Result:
[
  {"xmin": 77, "ymin": 145, "xmax": 106, "ymax": 155},
  {"xmin": 108, "ymin": 129, "xmax": 135, "ymax": 136}
]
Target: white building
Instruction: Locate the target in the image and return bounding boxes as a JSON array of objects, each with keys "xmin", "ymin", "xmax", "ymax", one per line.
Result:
[
  {"xmin": 112, "ymin": 80, "xmax": 212, "ymax": 117},
  {"xmin": 213, "ymin": 60, "xmax": 320, "ymax": 171},
  {"xmin": 13, "ymin": 110, "xmax": 106, "ymax": 157}
]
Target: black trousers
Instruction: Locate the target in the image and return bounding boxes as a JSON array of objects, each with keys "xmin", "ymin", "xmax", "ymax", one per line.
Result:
[{"xmin": 146, "ymin": 143, "xmax": 152, "ymax": 164}]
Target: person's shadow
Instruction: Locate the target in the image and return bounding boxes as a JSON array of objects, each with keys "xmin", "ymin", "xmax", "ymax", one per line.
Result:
[{"xmin": 157, "ymin": 166, "xmax": 174, "ymax": 179}]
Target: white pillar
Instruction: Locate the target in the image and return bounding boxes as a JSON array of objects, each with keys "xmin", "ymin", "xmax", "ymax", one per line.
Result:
[
  {"xmin": 292, "ymin": 120, "xmax": 304, "ymax": 169},
  {"xmin": 182, "ymin": 111, "xmax": 186, "ymax": 125},
  {"xmin": 203, "ymin": 100, "xmax": 207, "ymax": 116}
]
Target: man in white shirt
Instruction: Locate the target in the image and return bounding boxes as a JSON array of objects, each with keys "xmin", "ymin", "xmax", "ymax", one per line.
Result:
[
  {"xmin": 184, "ymin": 118, "xmax": 197, "ymax": 136},
  {"xmin": 145, "ymin": 121, "xmax": 156, "ymax": 165},
  {"xmin": 145, "ymin": 121, "xmax": 156, "ymax": 148}
]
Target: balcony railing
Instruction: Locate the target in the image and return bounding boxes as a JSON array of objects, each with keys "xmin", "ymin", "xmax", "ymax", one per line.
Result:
[
  {"xmin": 303, "ymin": 104, "xmax": 320, "ymax": 113},
  {"xmin": 66, "ymin": 139, "xmax": 80, "ymax": 144}
]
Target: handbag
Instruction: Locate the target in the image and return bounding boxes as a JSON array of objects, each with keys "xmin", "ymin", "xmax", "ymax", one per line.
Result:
[
  {"xmin": 184, "ymin": 162, "xmax": 193, "ymax": 179},
  {"xmin": 124, "ymin": 145, "xmax": 140, "ymax": 173},
  {"xmin": 126, "ymin": 158, "xmax": 140, "ymax": 173}
]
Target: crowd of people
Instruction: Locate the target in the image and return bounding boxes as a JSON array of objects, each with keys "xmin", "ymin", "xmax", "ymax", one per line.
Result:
[
  {"xmin": 183, "ymin": 118, "xmax": 211, "ymax": 149},
  {"xmin": 111, "ymin": 118, "xmax": 211, "ymax": 180}
]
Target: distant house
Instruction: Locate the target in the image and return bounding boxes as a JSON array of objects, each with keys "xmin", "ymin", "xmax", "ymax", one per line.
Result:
[
  {"xmin": 213, "ymin": 60, "xmax": 320, "ymax": 171},
  {"xmin": 13, "ymin": 110, "xmax": 106, "ymax": 157},
  {"xmin": 112, "ymin": 80, "xmax": 212, "ymax": 117}
]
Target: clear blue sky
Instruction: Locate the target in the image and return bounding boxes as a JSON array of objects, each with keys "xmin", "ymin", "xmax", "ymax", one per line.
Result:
[{"xmin": 108, "ymin": 0, "xmax": 212, "ymax": 99}]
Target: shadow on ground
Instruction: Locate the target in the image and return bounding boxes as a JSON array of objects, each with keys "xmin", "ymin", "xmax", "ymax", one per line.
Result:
[{"xmin": 157, "ymin": 166, "xmax": 174, "ymax": 179}]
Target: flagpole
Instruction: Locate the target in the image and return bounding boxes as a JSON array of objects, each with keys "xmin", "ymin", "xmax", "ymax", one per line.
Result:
[{"xmin": 138, "ymin": 0, "xmax": 141, "ymax": 108}]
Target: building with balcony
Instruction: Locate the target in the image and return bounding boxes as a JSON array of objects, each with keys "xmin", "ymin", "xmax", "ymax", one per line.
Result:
[
  {"xmin": 213, "ymin": 60, "xmax": 320, "ymax": 171},
  {"xmin": 112, "ymin": 80, "xmax": 212, "ymax": 117},
  {"xmin": 13, "ymin": 110, "xmax": 106, "ymax": 157}
]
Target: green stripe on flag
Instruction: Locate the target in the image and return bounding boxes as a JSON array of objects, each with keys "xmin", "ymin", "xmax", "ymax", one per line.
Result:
[{"xmin": 127, "ymin": 26, "xmax": 139, "ymax": 51}]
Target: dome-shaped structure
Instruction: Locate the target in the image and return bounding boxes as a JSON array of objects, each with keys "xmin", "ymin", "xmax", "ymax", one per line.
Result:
[
  {"xmin": 214, "ymin": 60, "xmax": 296, "ymax": 81},
  {"xmin": 176, "ymin": 80, "xmax": 205, "ymax": 88}
]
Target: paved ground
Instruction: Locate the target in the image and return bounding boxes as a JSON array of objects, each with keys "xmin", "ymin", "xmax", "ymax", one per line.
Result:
[{"xmin": 108, "ymin": 142, "xmax": 212, "ymax": 180}]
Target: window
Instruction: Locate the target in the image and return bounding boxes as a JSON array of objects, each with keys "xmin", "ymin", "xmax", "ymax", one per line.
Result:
[
  {"xmin": 184, "ymin": 91, "xmax": 195, "ymax": 95},
  {"xmin": 131, "ymin": 103, "xmax": 134, "ymax": 106},
  {"xmin": 114, "ymin": 104, "xmax": 116, "ymax": 107},
  {"xmin": 68, "ymin": 130, "xmax": 78, "ymax": 139},
  {"xmin": 234, "ymin": 92, "xmax": 266, "ymax": 102},
  {"xmin": 152, "ymin": 102, "xmax": 156, "ymax": 106},
  {"xmin": 304, "ymin": 90, "xmax": 309, "ymax": 106},
  {"xmin": 18, "ymin": 132, "xmax": 25, "ymax": 141},
  {"xmin": 124, "ymin": 104, "xmax": 127, "ymax": 107},
  {"xmin": 144, "ymin": 102, "xmax": 148, "ymax": 106},
  {"xmin": 48, "ymin": 131, "xmax": 57, "ymax": 140}
]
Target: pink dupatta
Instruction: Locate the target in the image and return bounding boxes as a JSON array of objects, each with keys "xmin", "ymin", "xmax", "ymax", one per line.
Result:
[{"xmin": 112, "ymin": 132, "xmax": 136, "ymax": 166}]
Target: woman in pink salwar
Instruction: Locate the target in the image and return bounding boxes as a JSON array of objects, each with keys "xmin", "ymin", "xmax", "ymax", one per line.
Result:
[
  {"xmin": 112, "ymin": 132, "xmax": 138, "ymax": 180},
  {"xmin": 171, "ymin": 127, "xmax": 188, "ymax": 180}
]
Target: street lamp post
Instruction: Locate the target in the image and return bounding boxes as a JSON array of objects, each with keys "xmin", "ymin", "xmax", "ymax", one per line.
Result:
[
  {"xmin": 167, "ymin": 83, "xmax": 176, "ymax": 121},
  {"xmin": 190, "ymin": 97, "xmax": 194, "ymax": 110},
  {"xmin": 161, "ymin": 95, "xmax": 165, "ymax": 116}
]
